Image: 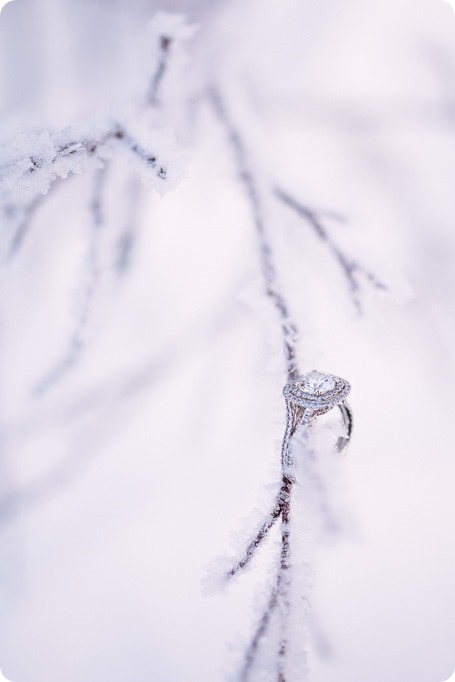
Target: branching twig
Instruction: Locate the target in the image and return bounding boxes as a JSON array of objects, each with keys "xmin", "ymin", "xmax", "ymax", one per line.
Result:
[
  {"xmin": 33, "ymin": 165, "xmax": 108, "ymax": 396},
  {"xmin": 0, "ymin": 18, "xmax": 188, "ymax": 394},
  {"xmin": 0, "ymin": 123, "xmax": 178, "ymax": 202},
  {"xmin": 26, "ymin": 126, "xmax": 174, "ymax": 396},
  {"xmin": 207, "ymin": 87, "xmax": 357, "ymax": 681},
  {"xmin": 0, "ymin": 13, "xmax": 189, "ymax": 261},
  {"xmin": 275, "ymin": 186, "xmax": 387, "ymax": 312},
  {"xmin": 228, "ymin": 500, "xmax": 282, "ymax": 579},
  {"xmin": 207, "ymin": 86, "xmax": 304, "ymax": 680},
  {"xmin": 228, "ymin": 473, "xmax": 294, "ymax": 679}
]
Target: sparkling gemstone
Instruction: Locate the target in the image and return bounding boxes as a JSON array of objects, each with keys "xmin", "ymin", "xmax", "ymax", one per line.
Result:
[{"xmin": 303, "ymin": 370, "xmax": 336, "ymax": 394}]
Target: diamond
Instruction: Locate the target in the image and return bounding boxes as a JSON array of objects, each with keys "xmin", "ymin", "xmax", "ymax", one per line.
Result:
[
  {"xmin": 303, "ymin": 370, "xmax": 336, "ymax": 394},
  {"xmin": 283, "ymin": 370, "xmax": 350, "ymax": 410}
]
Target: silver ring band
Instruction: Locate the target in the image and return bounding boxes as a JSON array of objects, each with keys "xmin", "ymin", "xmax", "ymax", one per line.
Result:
[
  {"xmin": 281, "ymin": 370, "xmax": 353, "ymax": 469},
  {"xmin": 336, "ymin": 400, "xmax": 353, "ymax": 455}
]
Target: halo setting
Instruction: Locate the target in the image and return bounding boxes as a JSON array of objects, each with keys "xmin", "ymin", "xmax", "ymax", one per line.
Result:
[{"xmin": 283, "ymin": 369, "xmax": 350, "ymax": 411}]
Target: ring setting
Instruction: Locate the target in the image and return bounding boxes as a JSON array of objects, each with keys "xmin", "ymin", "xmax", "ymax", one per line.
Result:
[
  {"xmin": 282, "ymin": 370, "xmax": 352, "ymax": 466},
  {"xmin": 283, "ymin": 370, "xmax": 350, "ymax": 414}
]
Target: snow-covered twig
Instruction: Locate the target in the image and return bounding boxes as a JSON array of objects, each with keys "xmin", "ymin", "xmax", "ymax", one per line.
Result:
[
  {"xmin": 0, "ymin": 13, "xmax": 194, "ymax": 396},
  {"xmin": 5, "ymin": 191, "xmax": 47, "ymax": 261},
  {"xmin": 206, "ymin": 87, "xmax": 355, "ymax": 680},
  {"xmin": 33, "ymin": 165, "xmax": 108, "ymax": 395},
  {"xmin": 113, "ymin": 177, "xmax": 142, "ymax": 277},
  {"xmin": 208, "ymin": 87, "xmax": 300, "ymax": 382},
  {"xmin": 148, "ymin": 34, "xmax": 173, "ymax": 106},
  {"xmin": 240, "ymin": 583, "xmax": 279, "ymax": 682},
  {"xmin": 0, "ymin": 123, "xmax": 183, "ymax": 201},
  {"xmin": 147, "ymin": 12, "xmax": 197, "ymax": 106},
  {"xmin": 275, "ymin": 186, "xmax": 387, "ymax": 312},
  {"xmin": 206, "ymin": 87, "xmax": 303, "ymax": 679}
]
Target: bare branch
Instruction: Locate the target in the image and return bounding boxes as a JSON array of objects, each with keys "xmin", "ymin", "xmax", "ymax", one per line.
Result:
[
  {"xmin": 206, "ymin": 87, "xmax": 356, "ymax": 681},
  {"xmin": 207, "ymin": 87, "xmax": 300, "ymax": 382},
  {"xmin": 33, "ymin": 165, "xmax": 108, "ymax": 396},
  {"xmin": 148, "ymin": 35, "xmax": 173, "ymax": 106},
  {"xmin": 275, "ymin": 186, "xmax": 387, "ymax": 312},
  {"xmin": 240, "ymin": 583, "xmax": 279, "ymax": 682},
  {"xmin": 5, "ymin": 193, "xmax": 45, "ymax": 261},
  {"xmin": 228, "ymin": 502, "xmax": 282, "ymax": 579}
]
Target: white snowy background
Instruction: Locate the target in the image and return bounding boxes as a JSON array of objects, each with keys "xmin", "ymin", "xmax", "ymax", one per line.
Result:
[{"xmin": 0, "ymin": 0, "xmax": 454, "ymax": 681}]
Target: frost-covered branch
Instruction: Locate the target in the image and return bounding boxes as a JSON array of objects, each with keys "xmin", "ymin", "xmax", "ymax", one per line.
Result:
[
  {"xmin": 148, "ymin": 35, "xmax": 173, "ymax": 106},
  {"xmin": 206, "ymin": 87, "xmax": 303, "ymax": 680},
  {"xmin": 113, "ymin": 177, "xmax": 142, "ymax": 277},
  {"xmin": 275, "ymin": 186, "xmax": 387, "ymax": 312},
  {"xmin": 206, "ymin": 87, "xmax": 355, "ymax": 680},
  {"xmin": 240, "ymin": 582, "xmax": 279, "ymax": 682},
  {"xmin": 27, "ymin": 121, "xmax": 185, "ymax": 394},
  {"xmin": 147, "ymin": 12, "xmax": 196, "ymax": 106},
  {"xmin": 227, "ymin": 480, "xmax": 291, "ymax": 580},
  {"xmin": 0, "ymin": 12, "xmax": 193, "ymax": 206},
  {"xmin": 0, "ymin": 123, "xmax": 184, "ymax": 202},
  {"xmin": 4, "ymin": 191, "xmax": 47, "ymax": 261},
  {"xmin": 33, "ymin": 165, "xmax": 108, "ymax": 395},
  {"xmin": 0, "ymin": 13, "xmax": 194, "ymax": 396},
  {"xmin": 208, "ymin": 87, "xmax": 300, "ymax": 381}
]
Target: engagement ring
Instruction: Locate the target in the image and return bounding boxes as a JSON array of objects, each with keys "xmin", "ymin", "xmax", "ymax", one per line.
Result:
[{"xmin": 282, "ymin": 370, "xmax": 352, "ymax": 468}]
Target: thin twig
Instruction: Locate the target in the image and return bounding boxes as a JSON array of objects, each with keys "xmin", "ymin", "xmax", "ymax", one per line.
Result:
[
  {"xmin": 0, "ymin": 122, "xmax": 174, "ymax": 268},
  {"xmin": 148, "ymin": 35, "xmax": 173, "ymax": 106},
  {"xmin": 208, "ymin": 87, "xmax": 356, "ymax": 681},
  {"xmin": 227, "ymin": 471, "xmax": 295, "ymax": 580},
  {"xmin": 207, "ymin": 87, "xmax": 300, "ymax": 382},
  {"xmin": 275, "ymin": 186, "xmax": 387, "ymax": 312},
  {"xmin": 113, "ymin": 127, "xmax": 168, "ymax": 180},
  {"xmin": 114, "ymin": 177, "xmax": 142, "ymax": 277},
  {"xmin": 240, "ymin": 583, "xmax": 279, "ymax": 681},
  {"xmin": 228, "ymin": 502, "xmax": 282, "ymax": 578},
  {"xmin": 207, "ymin": 86, "xmax": 302, "ymax": 681},
  {"xmin": 33, "ymin": 165, "xmax": 108, "ymax": 396},
  {"xmin": 232, "ymin": 473, "xmax": 294, "ymax": 680},
  {"xmin": 6, "ymin": 193, "xmax": 45, "ymax": 261},
  {"xmin": 277, "ymin": 479, "xmax": 292, "ymax": 681}
]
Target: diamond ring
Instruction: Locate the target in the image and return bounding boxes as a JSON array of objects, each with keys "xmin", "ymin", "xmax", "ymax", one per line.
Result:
[{"xmin": 281, "ymin": 370, "xmax": 352, "ymax": 468}]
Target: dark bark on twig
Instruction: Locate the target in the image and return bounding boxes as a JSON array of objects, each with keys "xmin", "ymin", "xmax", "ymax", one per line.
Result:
[
  {"xmin": 275, "ymin": 186, "xmax": 387, "ymax": 312},
  {"xmin": 229, "ymin": 502, "xmax": 282, "ymax": 578},
  {"xmin": 277, "ymin": 479, "xmax": 292, "ymax": 681},
  {"xmin": 208, "ymin": 88, "xmax": 300, "ymax": 382},
  {"xmin": 33, "ymin": 166, "xmax": 108, "ymax": 396},
  {"xmin": 208, "ymin": 88, "xmax": 354, "ymax": 681},
  {"xmin": 113, "ymin": 127, "xmax": 167, "ymax": 180},
  {"xmin": 234, "ymin": 474, "xmax": 294, "ymax": 680},
  {"xmin": 148, "ymin": 35, "xmax": 173, "ymax": 106},
  {"xmin": 1, "ymin": 124, "xmax": 169, "ymax": 266},
  {"xmin": 240, "ymin": 584, "xmax": 279, "ymax": 681},
  {"xmin": 207, "ymin": 86, "xmax": 303, "ymax": 681},
  {"xmin": 6, "ymin": 193, "xmax": 45, "ymax": 260}
]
